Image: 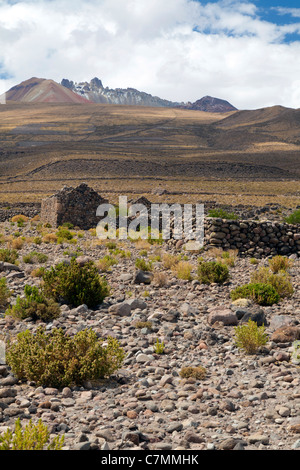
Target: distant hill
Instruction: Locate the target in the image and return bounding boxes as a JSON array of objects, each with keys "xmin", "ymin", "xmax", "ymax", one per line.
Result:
[
  {"xmin": 179, "ymin": 96, "xmax": 237, "ymax": 113},
  {"xmin": 1, "ymin": 76, "xmax": 238, "ymax": 111},
  {"xmin": 61, "ymin": 77, "xmax": 237, "ymax": 112},
  {"xmin": 2, "ymin": 77, "xmax": 91, "ymax": 104}
]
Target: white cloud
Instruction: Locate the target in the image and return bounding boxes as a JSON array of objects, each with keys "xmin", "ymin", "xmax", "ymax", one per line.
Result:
[{"xmin": 0, "ymin": 0, "xmax": 300, "ymax": 109}]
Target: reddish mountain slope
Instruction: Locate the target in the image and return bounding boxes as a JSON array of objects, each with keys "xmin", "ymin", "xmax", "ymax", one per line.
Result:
[{"xmin": 3, "ymin": 77, "xmax": 91, "ymax": 104}]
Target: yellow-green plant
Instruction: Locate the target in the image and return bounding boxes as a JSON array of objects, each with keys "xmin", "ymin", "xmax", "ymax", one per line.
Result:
[
  {"xmin": 6, "ymin": 327, "xmax": 125, "ymax": 388},
  {"xmin": 230, "ymin": 282, "xmax": 280, "ymax": 306},
  {"xmin": 172, "ymin": 261, "xmax": 193, "ymax": 280},
  {"xmin": 268, "ymin": 255, "xmax": 293, "ymax": 273},
  {"xmin": 0, "ymin": 248, "xmax": 18, "ymax": 264},
  {"xmin": 134, "ymin": 321, "xmax": 153, "ymax": 330},
  {"xmin": 42, "ymin": 259, "xmax": 109, "ymax": 308},
  {"xmin": 250, "ymin": 267, "xmax": 293, "ymax": 298},
  {"xmin": 197, "ymin": 260, "xmax": 229, "ymax": 284},
  {"xmin": 179, "ymin": 366, "xmax": 207, "ymax": 380},
  {"xmin": 6, "ymin": 285, "xmax": 60, "ymax": 322},
  {"xmin": 153, "ymin": 338, "xmax": 165, "ymax": 354},
  {"xmin": 0, "ymin": 278, "xmax": 11, "ymax": 307},
  {"xmin": 0, "ymin": 418, "xmax": 64, "ymax": 450},
  {"xmin": 135, "ymin": 258, "xmax": 153, "ymax": 272},
  {"xmin": 234, "ymin": 319, "xmax": 268, "ymax": 354},
  {"xmin": 97, "ymin": 255, "xmax": 118, "ymax": 272},
  {"xmin": 162, "ymin": 253, "xmax": 181, "ymax": 269}
]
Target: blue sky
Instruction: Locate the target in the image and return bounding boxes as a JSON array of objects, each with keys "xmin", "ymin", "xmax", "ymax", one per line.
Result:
[{"xmin": 1, "ymin": 0, "xmax": 300, "ymax": 109}]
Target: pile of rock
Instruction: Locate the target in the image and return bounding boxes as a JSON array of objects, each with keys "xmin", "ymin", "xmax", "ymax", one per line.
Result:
[{"xmin": 203, "ymin": 218, "xmax": 300, "ymax": 258}]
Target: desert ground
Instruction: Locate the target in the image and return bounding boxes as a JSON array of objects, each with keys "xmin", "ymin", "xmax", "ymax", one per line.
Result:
[
  {"xmin": 0, "ymin": 101, "xmax": 299, "ymax": 453},
  {"xmin": 0, "ymin": 102, "xmax": 299, "ymax": 208}
]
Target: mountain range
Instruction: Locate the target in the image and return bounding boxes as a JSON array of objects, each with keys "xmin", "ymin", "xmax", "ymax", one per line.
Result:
[{"xmin": 1, "ymin": 76, "xmax": 237, "ymax": 112}]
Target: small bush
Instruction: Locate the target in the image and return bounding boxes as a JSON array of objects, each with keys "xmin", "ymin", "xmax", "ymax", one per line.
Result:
[
  {"xmin": 0, "ymin": 248, "xmax": 18, "ymax": 264},
  {"xmin": 0, "ymin": 418, "xmax": 64, "ymax": 450},
  {"xmin": 10, "ymin": 237, "xmax": 24, "ymax": 250},
  {"xmin": 179, "ymin": 366, "xmax": 207, "ymax": 380},
  {"xmin": 60, "ymin": 222, "xmax": 74, "ymax": 229},
  {"xmin": 135, "ymin": 258, "xmax": 153, "ymax": 272},
  {"xmin": 23, "ymin": 251, "xmax": 48, "ymax": 264},
  {"xmin": 218, "ymin": 250, "xmax": 237, "ymax": 267},
  {"xmin": 153, "ymin": 338, "xmax": 165, "ymax": 354},
  {"xmin": 11, "ymin": 215, "xmax": 29, "ymax": 224},
  {"xmin": 6, "ymin": 327, "xmax": 125, "ymax": 388},
  {"xmin": 268, "ymin": 255, "xmax": 293, "ymax": 273},
  {"xmin": 134, "ymin": 321, "xmax": 153, "ymax": 330},
  {"xmin": 97, "ymin": 255, "xmax": 118, "ymax": 272},
  {"xmin": 42, "ymin": 259, "xmax": 109, "ymax": 308},
  {"xmin": 30, "ymin": 267, "xmax": 46, "ymax": 278},
  {"xmin": 6, "ymin": 285, "xmax": 60, "ymax": 322},
  {"xmin": 162, "ymin": 253, "xmax": 181, "ymax": 269},
  {"xmin": 197, "ymin": 260, "xmax": 229, "ymax": 284},
  {"xmin": 153, "ymin": 271, "xmax": 168, "ymax": 287},
  {"xmin": 33, "ymin": 237, "xmax": 42, "ymax": 245},
  {"xmin": 208, "ymin": 208, "xmax": 238, "ymax": 220},
  {"xmin": 172, "ymin": 261, "xmax": 193, "ymax": 280},
  {"xmin": 284, "ymin": 209, "xmax": 300, "ymax": 225},
  {"xmin": 55, "ymin": 227, "xmax": 74, "ymax": 243},
  {"xmin": 42, "ymin": 233, "xmax": 58, "ymax": 244},
  {"xmin": 250, "ymin": 267, "xmax": 294, "ymax": 298},
  {"xmin": 250, "ymin": 258, "xmax": 259, "ymax": 265},
  {"xmin": 230, "ymin": 282, "xmax": 280, "ymax": 306},
  {"xmin": 234, "ymin": 319, "xmax": 268, "ymax": 354},
  {"xmin": 0, "ymin": 278, "xmax": 10, "ymax": 307}
]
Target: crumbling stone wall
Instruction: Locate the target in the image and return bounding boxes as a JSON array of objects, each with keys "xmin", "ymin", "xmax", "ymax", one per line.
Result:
[
  {"xmin": 40, "ymin": 183, "xmax": 107, "ymax": 229},
  {"xmin": 0, "ymin": 203, "xmax": 40, "ymax": 222},
  {"xmin": 204, "ymin": 218, "xmax": 300, "ymax": 257}
]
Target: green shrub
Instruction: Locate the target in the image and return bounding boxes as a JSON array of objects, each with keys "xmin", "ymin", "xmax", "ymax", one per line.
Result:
[
  {"xmin": 230, "ymin": 282, "xmax": 280, "ymax": 306},
  {"xmin": 42, "ymin": 259, "xmax": 109, "ymax": 308},
  {"xmin": 60, "ymin": 222, "xmax": 74, "ymax": 229},
  {"xmin": 234, "ymin": 319, "xmax": 268, "ymax": 354},
  {"xmin": 23, "ymin": 251, "xmax": 48, "ymax": 264},
  {"xmin": 208, "ymin": 208, "xmax": 238, "ymax": 220},
  {"xmin": 6, "ymin": 327, "xmax": 125, "ymax": 388},
  {"xmin": 197, "ymin": 260, "xmax": 229, "ymax": 284},
  {"xmin": 250, "ymin": 267, "xmax": 294, "ymax": 298},
  {"xmin": 33, "ymin": 237, "xmax": 42, "ymax": 245},
  {"xmin": 0, "ymin": 418, "xmax": 64, "ymax": 450},
  {"xmin": 0, "ymin": 248, "xmax": 18, "ymax": 264},
  {"xmin": 179, "ymin": 366, "xmax": 207, "ymax": 380},
  {"xmin": 284, "ymin": 209, "xmax": 300, "ymax": 225},
  {"xmin": 0, "ymin": 278, "xmax": 11, "ymax": 307},
  {"xmin": 6, "ymin": 285, "xmax": 60, "ymax": 322},
  {"xmin": 55, "ymin": 227, "xmax": 74, "ymax": 243},
  {"xmin": 135, "ymin": 258, "xmax": 153, "ymax": 272}
]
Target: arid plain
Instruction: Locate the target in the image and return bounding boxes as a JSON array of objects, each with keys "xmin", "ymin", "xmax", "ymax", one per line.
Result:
[{"xmin": 0, "ymin": 101, "xmax": 299, "ymax": 208}]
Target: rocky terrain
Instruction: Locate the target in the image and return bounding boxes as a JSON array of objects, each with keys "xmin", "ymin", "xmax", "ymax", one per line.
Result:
[
  {"xmin": 61, "ymin": 77, "xmax": 237, "ymax": 112},
  {"xmin": 0, "ymin": 215, "xmax": 299, "ymax": 451}
]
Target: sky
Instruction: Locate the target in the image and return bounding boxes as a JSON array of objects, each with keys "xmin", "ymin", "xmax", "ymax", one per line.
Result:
[{"xmin": 1, "ymin": 0, "xmax": 300, "ymax": 109}]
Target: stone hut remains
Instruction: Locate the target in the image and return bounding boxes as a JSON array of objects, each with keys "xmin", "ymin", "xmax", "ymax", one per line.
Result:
[{"xmin": 40, "ymin": 183, "xmax": 107, "ymax": 230}]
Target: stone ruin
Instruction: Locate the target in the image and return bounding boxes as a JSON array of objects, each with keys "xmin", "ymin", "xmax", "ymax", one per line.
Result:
[
  {"xmin": 40, "ymin": 183, "xmax": 107, "ymax": 230},
  {"xmin": 39, "ymin": 184, "xmax": 300, "ymax": 258}
]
